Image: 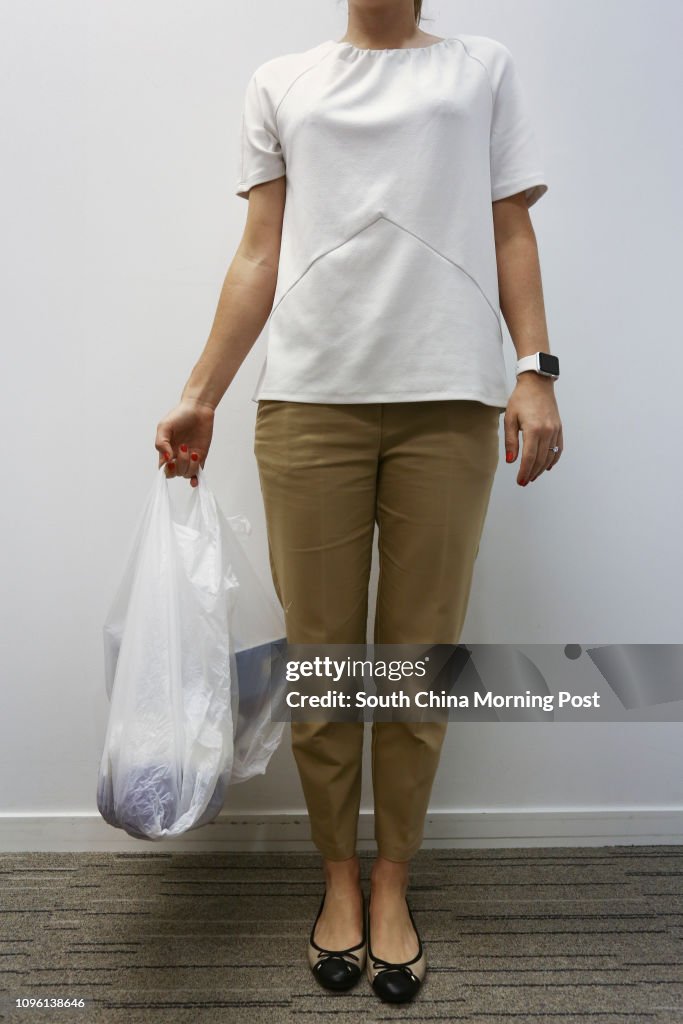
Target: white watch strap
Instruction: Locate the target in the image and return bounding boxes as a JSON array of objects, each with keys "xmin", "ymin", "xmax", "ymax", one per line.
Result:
[{"xmin": 515, "ymin": 354, "xmax": 540, "ymax": 376}]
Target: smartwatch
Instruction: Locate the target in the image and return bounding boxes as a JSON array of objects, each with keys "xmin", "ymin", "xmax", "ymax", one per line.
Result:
[{"xmin": 515, "ymin": 352, "xmax": 560, "ymax": 380}]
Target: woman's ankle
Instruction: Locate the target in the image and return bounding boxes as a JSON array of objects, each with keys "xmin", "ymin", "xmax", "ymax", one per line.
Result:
[
  {"xmin": 322, "ymin": 853, "xmax": 361, "ymax": 892},
  {"xmin": 370, "ymin": 854, "xmax": 411, "ymax": 895}
]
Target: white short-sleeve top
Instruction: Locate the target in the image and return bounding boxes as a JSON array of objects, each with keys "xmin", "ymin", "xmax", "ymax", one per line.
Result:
[{"xmin": 235, "ymin": 36, "xmax": 548, "ymax": 409}]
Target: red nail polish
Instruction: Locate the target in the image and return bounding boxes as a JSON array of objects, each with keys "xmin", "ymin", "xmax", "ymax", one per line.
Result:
[
  {"xmin": 506, "ymin": 451, "xmax": 514, "ymax": 463},
  {"xmin": 180, "ymin": 444, "xmax": 188, "ymax": 453},
  {"xmin": 191, "ymin": 453, "xmax": 199, "ymax": 461},
  {"xmin": 520, "ymin": 479, "xmax": 527, "ymax": 486}
]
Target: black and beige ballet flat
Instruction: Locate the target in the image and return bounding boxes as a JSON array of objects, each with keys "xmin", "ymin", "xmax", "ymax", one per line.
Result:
[
  {"xmin": 367, "ymin": 893, "xmax": 427, "ymax": 1003},
  {"xmin": 307, "ymin": 889, "xmax": 367, "ymax": 992}
]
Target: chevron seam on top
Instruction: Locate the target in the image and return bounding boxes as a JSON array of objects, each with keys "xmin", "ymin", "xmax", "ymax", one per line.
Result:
[{"xmin": 269, "ymin": 213, "xmax": 501, "ymax": 332}]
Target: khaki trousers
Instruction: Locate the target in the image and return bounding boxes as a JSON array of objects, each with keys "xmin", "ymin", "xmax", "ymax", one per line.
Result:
[{"xmin": 253, "ymin": 399, "xmax": 501, "ymax": 861}]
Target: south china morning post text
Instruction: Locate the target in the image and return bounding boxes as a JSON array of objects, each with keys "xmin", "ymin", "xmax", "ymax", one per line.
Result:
[{"xmin": 269, "ymin": 643, "xmax": 604, "ymax": 723}]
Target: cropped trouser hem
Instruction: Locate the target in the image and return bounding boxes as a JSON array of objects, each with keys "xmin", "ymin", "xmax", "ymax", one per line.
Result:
[
  {"xmin": 308, "ymin": 828, "xmax": 431, "ymax": 864},
  {"xmin": 311, "ymin": 840, "xmax": 359, "ymax": 862}
]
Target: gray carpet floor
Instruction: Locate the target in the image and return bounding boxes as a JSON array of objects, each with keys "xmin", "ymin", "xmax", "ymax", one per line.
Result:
[{"xmin": 1, "ymin": 845, "xmax": 682, "ymax": 1023}]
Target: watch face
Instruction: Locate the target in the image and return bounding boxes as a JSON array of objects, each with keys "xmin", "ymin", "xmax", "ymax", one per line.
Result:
[{"xmin": 539, "ymin": 352, "xmax": 560, "ymax": 377}]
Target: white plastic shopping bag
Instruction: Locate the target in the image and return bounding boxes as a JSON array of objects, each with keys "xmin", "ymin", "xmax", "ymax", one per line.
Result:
[{"xmin": 97, "ymin": 462, "xmax": 287, "ymax": 840}]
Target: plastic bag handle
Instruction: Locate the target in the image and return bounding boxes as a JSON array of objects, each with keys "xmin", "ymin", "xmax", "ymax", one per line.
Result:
[
  {"xmin": 156, "ymin": 460, "xmax": 250, "ymax": 534},
  {"xmin": 157, "ymin": 458, "xmax": 218, "ymax": 530}
]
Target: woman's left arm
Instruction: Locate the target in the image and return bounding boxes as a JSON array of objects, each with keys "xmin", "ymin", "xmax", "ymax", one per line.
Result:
[{"xmin": 492, "ymin": 192, "xmax": 563, "ymax": 487}]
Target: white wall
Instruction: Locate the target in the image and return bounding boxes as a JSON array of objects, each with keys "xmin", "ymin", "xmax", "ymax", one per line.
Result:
[{"xmin": 1, "ymin": 0, "xmax": 682, "ymax": 848}]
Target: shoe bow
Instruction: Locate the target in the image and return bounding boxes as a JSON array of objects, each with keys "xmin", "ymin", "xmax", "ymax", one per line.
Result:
[
  {"xmin": 314, "ymin": 949, "xmax": 361, "ymax": 973},
  {"xmin": 370, "ymin": 956, "xmax": 420, "ymax": 984}
]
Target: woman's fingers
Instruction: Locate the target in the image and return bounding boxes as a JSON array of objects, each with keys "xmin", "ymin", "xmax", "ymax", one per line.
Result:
[
  {"xmin": 518, "ymin": 429, "xmax": 539, "ymax": 485},
  {"xmin": 155, "ymin": 424, "xmax": 175, "ymax": 470},
  {"xmin": 172, "ymin": 443, "xmax": 190, "ymax": 479},
  {"xmin": 547, "ymin": 424, "xmax": 563, "ymax": 471},
  {"xmin": 175, "ymin": 445, "xmax": 205, "ymax": 481},
  {"xmin": 189, "ymin": 451, "xmax": 201, "ymax": 488},
  {"xmin": 529, "ymin": 425, "xmax": 557, "ymax": 480},
  {"xmin": 540, "ymin": 429, "xmax": 561, "ymax": 475},
  {"xmin": 533, "ymin": 420, "xmax": 563, "ymax": 478},
  {"xmin": 521, "ymin": 422, "xmax": 560, "ymax": 483}
]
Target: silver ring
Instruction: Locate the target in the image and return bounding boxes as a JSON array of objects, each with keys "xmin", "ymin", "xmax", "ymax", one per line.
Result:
[{"xmin": 549, "ymin": 446, "xmax": 560, "ymax": 453}]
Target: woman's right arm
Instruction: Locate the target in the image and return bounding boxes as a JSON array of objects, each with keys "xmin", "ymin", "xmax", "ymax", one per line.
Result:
[{"xmin": 155, "ymin": 175, "xmax": 286, "ymax": 486}]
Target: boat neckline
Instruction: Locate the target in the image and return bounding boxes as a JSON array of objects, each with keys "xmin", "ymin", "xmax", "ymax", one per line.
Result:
[{"xmin": 327, "ymin": 37, "xmax": 454, "ymax": 55}]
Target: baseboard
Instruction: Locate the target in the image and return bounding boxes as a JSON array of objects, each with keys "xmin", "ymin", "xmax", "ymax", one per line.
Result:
[{"xmin": 0, "ymin": 809, "xmax": 681, "ymax": 852}]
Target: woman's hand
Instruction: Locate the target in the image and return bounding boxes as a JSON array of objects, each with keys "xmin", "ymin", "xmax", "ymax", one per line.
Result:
[
  {"xmin": 155, "ymin": 398, "xmax": 215, "ymax": 488},
  {"xmin": 504, "ymin": 373, "xmax": 563, "ymax": 486}
]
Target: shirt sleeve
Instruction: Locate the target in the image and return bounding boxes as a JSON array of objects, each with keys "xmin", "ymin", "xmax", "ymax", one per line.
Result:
[
  {"xmin": 235, "ymin": 70, "xmax": 286, "ymax": 199},
  {"xmin": 489, "ymin": 43, "xmax": 548, "ymax": 207}
]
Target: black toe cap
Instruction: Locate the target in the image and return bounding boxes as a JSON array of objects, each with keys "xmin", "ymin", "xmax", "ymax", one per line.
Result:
[
  {"xmin": 314, "ymin": 958, "xmax": 361, "ymax": 991},
  {"xmin": 371, "ymin": 969, "xmax": 421, "ymax": 1002}
]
